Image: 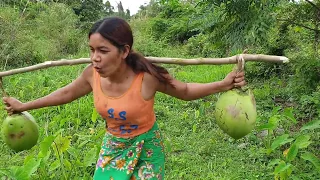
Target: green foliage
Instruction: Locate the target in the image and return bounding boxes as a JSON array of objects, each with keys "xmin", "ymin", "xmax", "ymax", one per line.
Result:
[
  {"xmin": 0, "ymin": 0, "xmax": 320, "ymax": 179},
  {"xmin": 138, "ymin": 0, "xmax": 287, "ymax": 58},
  {"xmin": 149, "ymin": 1, "xmax": 198, "ymax": 44},
  {"xmin": 292, "ymin": 54, "xmax": 320, "ymax": 93},
  {"xmin": 0, "ymin": 3, "xmax": 85, "ymax": 69},
  {"xmin": 78, "ymin": 0, "xmax": 104, "ymax": 29},
  {"xmin": 33, "ymin": 3, "xmax": 84, "ymax": 56},
  {"xmin": 0, "ymin": 65, "xmax": 102, "ymax": 179},
  {"xmin": 257, "ymin": 108, "xmax": 320, "ymax": 179},
  {"xmin": 130, "ymin": 18, "xmax": 188, "ymax": 58},
  {"xmin": 257, "ymin": 106, "xmax": 297, "ymax": 154},
  {"xmin": 297, "ymin": 86, "xmax": 320, "ymax": 120}
]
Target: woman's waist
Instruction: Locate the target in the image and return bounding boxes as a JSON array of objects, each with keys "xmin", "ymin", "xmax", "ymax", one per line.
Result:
[{"xmin": 106, "ymin": 118, "xmax": 156, "ymax": 138}]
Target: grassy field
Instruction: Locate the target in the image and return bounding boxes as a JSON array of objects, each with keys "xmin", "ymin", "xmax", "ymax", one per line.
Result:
[
  {"xmin": 0, "ymin": 20, "xmax": 319, "ymax": 180},
  {"xmin": 0, "ymin": 62, "xmax": 274, "ymax": 180},
  {"xmin": 1, "ymin": 60, "xmax": 318, "ymax": 180},
  {"xmin": 0, "ymin": 1, "xmax": 319, "ymax": 179}
]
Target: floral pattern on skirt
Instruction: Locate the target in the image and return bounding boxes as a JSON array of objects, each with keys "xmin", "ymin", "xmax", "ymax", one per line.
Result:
[{"xmin": 93, "ymin": 122, "xmax": 165, "ymax": 180}]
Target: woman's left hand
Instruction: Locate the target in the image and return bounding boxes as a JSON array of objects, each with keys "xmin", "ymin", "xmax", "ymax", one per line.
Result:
[{"xmin": 220, "ymin": 71, "xmax": 246, "ymax": 91}]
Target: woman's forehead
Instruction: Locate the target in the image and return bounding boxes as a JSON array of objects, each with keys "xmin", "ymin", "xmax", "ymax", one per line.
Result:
[{"xmin": 89, "ymin": 33, "xmax": 114, "ymax": 47}]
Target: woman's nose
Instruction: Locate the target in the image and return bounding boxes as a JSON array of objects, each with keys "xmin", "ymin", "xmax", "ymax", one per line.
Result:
[{"xmin": 92, "ymin": 52, "xmax": 101, "ymax": 62}]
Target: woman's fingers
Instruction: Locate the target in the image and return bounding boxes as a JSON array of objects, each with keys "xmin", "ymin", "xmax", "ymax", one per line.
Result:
[
  {"xmin": 2, "ymin": 97, "xmax": 16, "ymax": 115},
  {"xmin": 4, "ymin": 106, "xmax": 14, "ymax": 115},
  {"xmin": 234, "ymin": 81, "xmax": 246, "ymax": 87},
  {"xmin": 5, "ymin": 106, "xmax": 12, "ymax": 112},
  {"xmin": 236, "ymin": 71, "xmax": 245, "ymax": 77},
  {"xmin": 234, "ymin": 76, "xmax": 245, "ymax": 83}
]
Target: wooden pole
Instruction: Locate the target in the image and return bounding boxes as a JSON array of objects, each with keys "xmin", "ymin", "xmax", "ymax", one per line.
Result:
[{"xmin": 0, "ymin": 54, "xmax": 289, "ymax": 77}]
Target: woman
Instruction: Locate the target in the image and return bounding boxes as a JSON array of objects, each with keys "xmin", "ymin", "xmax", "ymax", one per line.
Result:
[{"xmin": 3, "ymin": 17, "xmax": 245, "ymax": 179}]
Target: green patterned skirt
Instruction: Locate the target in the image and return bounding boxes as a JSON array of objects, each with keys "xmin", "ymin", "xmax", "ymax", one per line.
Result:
[{"xmin": 93, "ymin": 122, "xmax": 165, "ymax": 180}]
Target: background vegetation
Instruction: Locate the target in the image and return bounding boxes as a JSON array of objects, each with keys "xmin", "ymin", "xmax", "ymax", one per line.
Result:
[{"xmin": 0, "ymin": 0, "xmax": 319, "ymax": 179}]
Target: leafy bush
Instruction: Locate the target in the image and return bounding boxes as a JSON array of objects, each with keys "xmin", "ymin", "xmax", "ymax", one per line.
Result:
[
  {"xmin": 0, "ymin": 3, "xmax": 85, "ymax": 69},
  {"xmin": 32, "ymin": 3, "xmax": 84, "ymax": 57}
]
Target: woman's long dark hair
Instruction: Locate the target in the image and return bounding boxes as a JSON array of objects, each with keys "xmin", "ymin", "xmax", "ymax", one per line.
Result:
[{"xmin": 88, "ymin": 17, "xmax": 173, "ymax": 87}]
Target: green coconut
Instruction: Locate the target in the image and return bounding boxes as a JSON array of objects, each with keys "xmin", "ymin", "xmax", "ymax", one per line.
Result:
[
  {"xmin": 1, "ymin": 111, "xmax": 39, "ymax": 152},
  {"xmin": 214, "ymin": 88, "xmax": 257, "ymax": 140}
]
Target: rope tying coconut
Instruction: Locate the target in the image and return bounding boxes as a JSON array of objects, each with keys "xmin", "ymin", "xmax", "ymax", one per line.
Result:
[
  {"xmin": 214, "ymin": 50, "xmax": 257, "ymax": 140},
  {"xmin": 233, "ymin": 50, "xmax": 247, "ymax": 90},
  {"xmin": 237, "ymin": 54, "xmax": 245, "ymax": 73}
]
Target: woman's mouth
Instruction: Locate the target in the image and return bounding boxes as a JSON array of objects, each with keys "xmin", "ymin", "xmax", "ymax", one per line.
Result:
[{"xmin": 94, "ymin": 66, "xmax": 102, "ymax": 72}]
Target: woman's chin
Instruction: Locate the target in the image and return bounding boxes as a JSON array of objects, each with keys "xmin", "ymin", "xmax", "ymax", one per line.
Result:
[
  {"xmin": 98, "ymin": 71, "xmax": 113, "ymax": 78},
  {"xmin": 99, "ymin": 72, "xmax": 108, "ymax": 78}
]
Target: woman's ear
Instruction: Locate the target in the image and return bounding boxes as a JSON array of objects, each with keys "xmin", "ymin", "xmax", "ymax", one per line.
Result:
[{"xmin": 122, "ymin": 45, "xmax": 131, "ymax": 59}]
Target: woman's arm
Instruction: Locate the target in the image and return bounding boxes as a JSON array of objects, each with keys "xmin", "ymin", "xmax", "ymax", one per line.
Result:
[
  {"xmin": 156, "ymin": 71, "xmax": 245, "ymax": 101},
  {"xmin": 3, "ymin": 65, "xmax": 93, "ymax": 114}
]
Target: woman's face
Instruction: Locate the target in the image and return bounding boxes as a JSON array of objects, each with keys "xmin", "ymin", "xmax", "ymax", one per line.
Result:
[{"xmin": 89, "ymin": 33, "xmax": 127, "ymax": 77}]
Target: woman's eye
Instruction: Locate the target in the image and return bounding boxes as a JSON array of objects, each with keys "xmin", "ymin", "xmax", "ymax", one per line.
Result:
[{"xmin": 100, "ymin": 50, "xmax": 109, "ymax": 54}]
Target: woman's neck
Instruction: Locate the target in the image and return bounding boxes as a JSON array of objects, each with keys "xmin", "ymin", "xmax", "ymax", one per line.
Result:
[{"xmin": 107, "ymin": 62, "xmax": 135, "ymax": 83}]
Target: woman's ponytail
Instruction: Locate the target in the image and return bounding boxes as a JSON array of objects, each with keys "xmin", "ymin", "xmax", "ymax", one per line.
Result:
[{"xmin": 126, "ymin": 51, "xmax": 174, "ymax": 87}]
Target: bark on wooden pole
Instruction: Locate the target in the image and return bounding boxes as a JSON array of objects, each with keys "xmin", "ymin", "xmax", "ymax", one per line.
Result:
[{"xmin": 0, "ymin": 54, "xmax": 289, "ymax": 77}]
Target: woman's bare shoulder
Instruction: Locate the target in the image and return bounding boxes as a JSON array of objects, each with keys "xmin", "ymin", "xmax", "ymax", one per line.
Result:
[
  {"xmin": 142, "ymin": 72, "xmax": 159, "ymax": 86},
  {"xmin": 81, "ymin": 64, "xmax": 94, "ymax": 85},
  {"xmin": 141, "ymin": 72, "xmax": 159, "ymax": 100}
]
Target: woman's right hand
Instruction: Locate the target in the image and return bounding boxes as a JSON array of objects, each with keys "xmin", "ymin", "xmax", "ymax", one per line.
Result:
[{"xmin": 2, "ymin": 97, "xmax": 25, "ymax": 115}]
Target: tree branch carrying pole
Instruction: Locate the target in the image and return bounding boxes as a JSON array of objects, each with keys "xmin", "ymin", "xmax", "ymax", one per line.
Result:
[{"xmin": 0, "ymin": 54, "xmax": 289, "ymax": 77}]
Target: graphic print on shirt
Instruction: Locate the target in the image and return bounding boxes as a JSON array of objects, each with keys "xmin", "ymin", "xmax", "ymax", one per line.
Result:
[
  {"xmin": 107, "ymin": 108, "xmax": 139, "ymax": 134},
  {"xmin": 108, "ymin": 108, "xmax": 126, "ymax": 120}
]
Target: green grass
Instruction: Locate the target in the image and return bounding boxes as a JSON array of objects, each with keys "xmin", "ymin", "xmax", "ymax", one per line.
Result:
[
  {"xmin": 0, "ymin": 4, "xmax": 319, "ymax": 180},
  {"xmin": 156, "ymin": 64, "xmax": 271, "ymax": 180},
  {"xmin": 0, "ymin": 61, "xmax": 319, "ymax": 180},
  {"xmin": 0, "ymin": 63, "xmax": 268, "ymax": 180}
]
